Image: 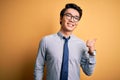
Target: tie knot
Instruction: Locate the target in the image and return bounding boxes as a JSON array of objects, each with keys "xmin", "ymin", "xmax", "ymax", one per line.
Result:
[{"xmin": 63, "ymin": 36, "xmax": 70, "ymax": 42}]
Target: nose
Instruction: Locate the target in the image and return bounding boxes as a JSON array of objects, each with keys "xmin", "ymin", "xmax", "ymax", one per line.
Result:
[{"xmin": 69, "ymin": 17, "xmax": 74, "ymax": 22}]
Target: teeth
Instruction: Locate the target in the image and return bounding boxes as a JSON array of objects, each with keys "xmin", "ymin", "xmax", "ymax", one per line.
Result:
[{"xmin": 68, "ymin": 24, "xmax": 73, "ymax": 27}]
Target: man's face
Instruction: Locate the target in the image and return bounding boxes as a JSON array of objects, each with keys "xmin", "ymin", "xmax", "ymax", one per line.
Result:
[{"xmin": 60, "ymin": 8, "xmax": 80, "ymax": 32}]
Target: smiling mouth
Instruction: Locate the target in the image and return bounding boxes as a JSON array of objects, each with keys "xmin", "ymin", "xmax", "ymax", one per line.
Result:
[{"xmin": 67, "ymin": 23, "xmax": 74, "ymax": 27}]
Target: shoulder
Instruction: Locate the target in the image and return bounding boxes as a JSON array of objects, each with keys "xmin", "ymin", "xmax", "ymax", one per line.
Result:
[
  {"xmin": 43, "ymin": 33, "xmax": 57, "ymax": 40},
  {"xmin": 40, "ymin": 33, "xmax": 58, "ymax": 43},
  {"xmin": 71, "ymin": 35, "xmax": 85, "ymax": 44}
]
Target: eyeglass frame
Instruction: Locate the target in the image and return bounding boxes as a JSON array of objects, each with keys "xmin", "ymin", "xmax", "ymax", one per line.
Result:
[{"xmin": 63, "ymin": 13, "xmax": 80, "ymax": 22}]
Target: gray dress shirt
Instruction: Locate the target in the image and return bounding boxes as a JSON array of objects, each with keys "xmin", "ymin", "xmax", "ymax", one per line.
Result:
[{"xmin": 34, "ymin": 32, "xmax": 96, "ymax": 80}]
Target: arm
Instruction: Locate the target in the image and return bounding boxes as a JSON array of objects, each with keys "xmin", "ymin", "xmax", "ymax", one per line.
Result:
[
  {"xmin": 34, "ymin": 38, "xmax": 46, "ymax": 80},
  {"xmin": 80, "ymin": 50, "xmax": 96, "ymax": 76},
  {"xmin": 80, "ymin": 39, "xmax": 96, "ymax": 76}
]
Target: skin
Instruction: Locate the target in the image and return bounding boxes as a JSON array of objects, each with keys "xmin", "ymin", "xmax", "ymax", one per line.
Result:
[{"xmin": 60, "ymin": 8, "xmax": 96, "ymax": 55}]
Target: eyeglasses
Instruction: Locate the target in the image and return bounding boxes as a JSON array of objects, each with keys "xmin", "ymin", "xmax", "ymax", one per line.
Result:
[{"xmin": 64, "ymin": 13, "xmax": 80, "ymax": 22}]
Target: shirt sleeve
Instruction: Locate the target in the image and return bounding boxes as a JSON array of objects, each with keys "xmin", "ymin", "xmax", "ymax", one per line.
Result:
[
  {"xmin": 34, "ymin": 37, "xmax": 46, "ymax": 80},
  {"xmin": 80, "ymin": 47, "xmax": 96, "ymax": 76}
]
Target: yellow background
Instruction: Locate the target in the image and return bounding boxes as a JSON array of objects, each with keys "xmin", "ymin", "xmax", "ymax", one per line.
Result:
[{"xmin": 0, "ymin": 0, "xmax": 120, "ymax": 80}]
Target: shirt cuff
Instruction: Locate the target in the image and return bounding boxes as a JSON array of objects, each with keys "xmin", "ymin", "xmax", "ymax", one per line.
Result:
[{"xmin": 89, "ymin": 54, "xmax": 96, "ymax": 64}]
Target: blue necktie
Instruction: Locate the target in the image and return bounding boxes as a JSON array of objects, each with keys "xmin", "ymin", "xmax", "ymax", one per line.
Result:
[{"xmin": 60, "ymin": 37, "xmax": 70, "ymax": 80}]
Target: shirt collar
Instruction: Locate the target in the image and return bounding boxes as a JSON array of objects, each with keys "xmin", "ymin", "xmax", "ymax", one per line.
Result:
[{"xmin": 57, "ymin": 31, "xmax": 73, "ymax": 39}]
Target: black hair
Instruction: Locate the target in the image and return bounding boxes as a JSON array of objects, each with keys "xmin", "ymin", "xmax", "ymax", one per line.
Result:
[{"xmin": 60, "ymin": 3, "xmax": 82, "ymax": 24}]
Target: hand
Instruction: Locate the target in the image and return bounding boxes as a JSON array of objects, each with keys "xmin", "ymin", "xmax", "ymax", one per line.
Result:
[{"xmin": 86, "ymin": 39, "xmax": 96, "ymax": 55}]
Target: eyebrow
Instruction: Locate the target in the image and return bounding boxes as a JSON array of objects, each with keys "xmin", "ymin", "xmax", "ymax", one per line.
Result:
[{"xmin": 65, "ymin": 13, "xmax": 79, "ymax": 17}]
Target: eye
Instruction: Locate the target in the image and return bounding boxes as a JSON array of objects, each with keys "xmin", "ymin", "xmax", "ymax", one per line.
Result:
[
  {"xmin": 74, "ymin": 16, "xmax": 79, "ymax": 20},
  {"xmin": 66, "ymin": 13, "xmax": 72, "ymax": 17}
]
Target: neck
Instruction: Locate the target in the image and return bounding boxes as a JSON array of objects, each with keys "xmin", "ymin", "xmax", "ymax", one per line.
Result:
[{"xmin": 60, "ymin": 29, "xmax": 72, "ymax": 38}]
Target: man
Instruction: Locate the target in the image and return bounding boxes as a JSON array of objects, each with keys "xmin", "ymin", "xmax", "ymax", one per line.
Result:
[{"xmin": 34, "ymin": 3, "xmax": 96, "ymax": 80}]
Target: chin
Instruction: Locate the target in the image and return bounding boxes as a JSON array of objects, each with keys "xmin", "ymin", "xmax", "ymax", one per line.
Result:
[
  {"xmin": 66, "ymin": 28, "xmax": 74, "ymax": 32},
  {"xmin": 67, "ymin": 27, "xmax": 75, "ymax": 31}
]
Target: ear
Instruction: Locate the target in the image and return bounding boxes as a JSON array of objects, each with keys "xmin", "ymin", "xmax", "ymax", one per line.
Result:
[{"xmin": 60, "ymin": 16, "xmax": 62, "ymax": 25}]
